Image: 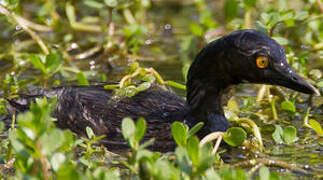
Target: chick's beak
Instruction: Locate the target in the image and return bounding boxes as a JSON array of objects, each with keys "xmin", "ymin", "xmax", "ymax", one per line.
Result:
[{"xmin": 269, "ymin": 63, "xmax": 320, "ymax": 96}]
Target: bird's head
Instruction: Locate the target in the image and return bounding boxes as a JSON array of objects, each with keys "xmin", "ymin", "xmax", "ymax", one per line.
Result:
[
  {"xmin": 187, "ymin": 30, "xmax": 320, "ymax": 106},
  {"xmin": 224, "ymin": 30, "xmax": 319, "ymax": 95},
  {"xmin": 186, "ymin": 30, "xmax": 320, "ymax": 133}
]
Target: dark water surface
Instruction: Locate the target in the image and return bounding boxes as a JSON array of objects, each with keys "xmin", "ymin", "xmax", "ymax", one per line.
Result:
[{"xmin": 0, "ymin": 1, "xmax": 322, "ymax": 178}]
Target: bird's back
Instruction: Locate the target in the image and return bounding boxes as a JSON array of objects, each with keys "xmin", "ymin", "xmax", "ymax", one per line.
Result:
[{"xmin": 6, "ymin": 85, "xmax": 188, "ymax": 151}]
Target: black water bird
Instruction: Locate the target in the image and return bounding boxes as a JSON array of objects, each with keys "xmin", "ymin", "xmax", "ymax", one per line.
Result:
[{"xmin": 5, "ymin": 30, "xmax": 320, "ymax": 152}]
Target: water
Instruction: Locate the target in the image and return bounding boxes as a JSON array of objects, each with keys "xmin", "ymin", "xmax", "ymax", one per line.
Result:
[{"xmin": 0, "ymin": 1, "xmax": 322, "ymax": 177}]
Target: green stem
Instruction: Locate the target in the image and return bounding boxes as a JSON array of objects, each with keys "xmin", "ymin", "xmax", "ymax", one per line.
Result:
[
  {"xmin": 7, "ymin": 112, "xmax": 16, "ymax": 160},
  {"xmin": 237, "ymin": 118, "xmax": 263, "ymax": 149},
  {"xmin": 303, "ymin": 107, "xmax": 311, "ymax": 128},
  {"xmin": 244, "ymin": 8, "xmax": 252, "ymax": 29},
  {"xmin": 123, "ymin": 8, "xmax": 136, "ymax": 25},
  {"xmin": 271, "ymin": 97, "xmax": 278, "ymax": 120}
]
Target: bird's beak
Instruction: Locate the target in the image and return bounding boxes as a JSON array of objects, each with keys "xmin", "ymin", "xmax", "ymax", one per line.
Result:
[{"xmin": 269, "ymin": 63, "xmax": 320, "ymax": 96}]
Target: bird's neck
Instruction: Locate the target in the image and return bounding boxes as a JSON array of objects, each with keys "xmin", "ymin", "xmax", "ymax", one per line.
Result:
[{"xmin": 185, "ymin": 79, "xmax": 230, "ymax": 136}]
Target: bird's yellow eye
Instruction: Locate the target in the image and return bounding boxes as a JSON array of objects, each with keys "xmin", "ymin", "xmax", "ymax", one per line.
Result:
[{"xmin": 256, "ymin": 56, "xmax": 269, "ymax": 69}]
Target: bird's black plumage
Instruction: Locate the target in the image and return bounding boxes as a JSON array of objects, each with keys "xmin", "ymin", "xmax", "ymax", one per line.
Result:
[{"xmin": 5, "ymin": 30, "xmax": 319, "ymax": 152}]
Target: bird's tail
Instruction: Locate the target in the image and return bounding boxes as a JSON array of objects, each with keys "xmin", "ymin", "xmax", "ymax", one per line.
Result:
[{"xmin": 1, "ymin": 94, "xmax": 44, "ymax": 129}]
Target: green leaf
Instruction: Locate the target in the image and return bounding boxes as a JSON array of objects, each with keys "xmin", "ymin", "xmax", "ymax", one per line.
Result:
[
  {"xmin": 317, "ymin": 80, "xmax": 323, "ymax": 88},
  {"xmin": 40, "ymin": 129, "xmax": 64, "ymax": 155},
  {"xmin": 127, "ymin": 62, "xmax": 139, "ymax": 73},
  {"xmin": 272, "ymin": 37, "xmax": 289, "ymax": 45},
  {"xmin": 281, "ymin": 100, "xmax": 296, "ymax": 113},
  {"xmin": 205, "ymin": 170, "xmax": 221, "ymax": 180},
  {"xmin": 122, "ymin": 118, "xmax": 136, "ymax": 142},
  {"xmin": 243, "ymin": 0, "xmax": 257, "ymax": 7},
  {"xmin": 181, "ymin": 35, "xmax": 194, "ymax": 52},
  {"xmin": 175, "ymin": 147, "xmax": 192, "ymax": 175},
  {"xmin": 255, "ymin": 21, "xmax": 267, "ymax": 33},
  {"xmin": 283, "ymin": 126, "xmax": 298, "ymax": 145},
  {"xmin": 104, "ymin": 0, "xmax": 118, "ymax": 8},
  {"xmin": 104, "ymin": 84, "xmax": 119, "ymax": 90},
  {"xmin": 137, "ymin": 82, "xmax": 151, "ymax": 92},
  {"xmin": 309, "ymin": 69, "xmax": 322, "ymax": 81},
  {"xmin": 227, "ymin": 98, "xmax": 239, "ymax": 112},
  {"xmin": 51, "ymin": 152, "xmax": 66, "ymax": 172},
  {"xmin": 135, "ymin": 118, "xmax": 146, "ymax": 142},
  {"xmin": 171, "ymin": 121, "xmax": 187, "ymax": 147},
  {"xmin": 86, "ymin": 126, "xmax": 95, "ymax": 139},
  {"xmin": 272, "ymin": 125, "xmax": 283, "ymax": 144},
  {"xmin": 166, "ymin": 81, "xmax": 186, "ymax": 90},
  {"xmin": 190, "ymin": 23, "xmax": 203, "ymax": 37},
  {"xmin": 188, "ymin": 122, "xmax": 204, "ymax": 138},
  {"xmin": 224, "ymin": 0, "xmax": 239, "ymax": 21},
  {"xmin": 84, "ymin": 0, "xmax": 104, "ymax": 9},
  {"xmin": 223, "ymin": 127, "xmax": 247, "ymax": 147},
  {"xmin": 309, "ymin": 119, "xmax": 323, "ymax": 136},
  {"xmin": 125, "ymin": 86, "xmax": 138, "ymax": 97},
  {"xmin": 45, "ymin": 52, "xmax": 62, "ymax": 73},
  {"xmin": 259, "ymin": 166, "xmax": 270, "ymax": 180},
  {"xmin": 30, "ymin": 54, "xmax": 47, "ymax": 74},
  {"xmin": 9, "ymin": 128, "xmax": 25, "ymax": 152},
  {"xmin": 187, "ymin": 137, "xmax": 199, "ymax": 166},
  {"xmin": 0, "ymin": 121, "xmax": 4, "ymax": 133},
  {"xmin": 182, "ymin": 64, "xmax": 190, "ymax": 82},
  {"xmin": 295, "ymin": 11, "xmax": 309, "ymax": 20},
  {"xmin": 76, "ymin": 72, "xmax": 89, "ymax": 86}
]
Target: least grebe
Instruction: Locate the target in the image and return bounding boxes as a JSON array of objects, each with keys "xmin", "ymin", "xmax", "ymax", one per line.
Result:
[{"xmin": 6, "ymin": 30, "xmax": 319, "ymax": 152}]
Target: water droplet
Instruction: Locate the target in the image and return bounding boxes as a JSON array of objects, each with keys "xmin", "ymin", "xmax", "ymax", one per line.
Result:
[
  {"xmin": 162, "ymin": 112, "xmax": 169, "ymax": 117},
  {"xmin": 71, "ymin": 43, "xmax": 79, "ymax": 49},
  {"xmin": 15, "ymin": 25, "xmax": 22, "ymax": 31},
  {"xmin": 164, "ymin": 24, "xmax": 172, "ymax": 30},
  {"xmin": 145, "ymin": 39, "xmax": 152, "ymax": 45},
  {"xmin": 79, "ymin": 54, "xmax": 87, "ymax": 59},
  {"xmin": 89, "ymin": 60, "xmax": 95, "ymax": 65}
]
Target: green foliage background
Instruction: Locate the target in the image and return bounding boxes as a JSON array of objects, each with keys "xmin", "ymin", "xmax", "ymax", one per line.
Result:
[{"xmin": 0, "ymin": 0, "xmax": 322, "ymax": 179}]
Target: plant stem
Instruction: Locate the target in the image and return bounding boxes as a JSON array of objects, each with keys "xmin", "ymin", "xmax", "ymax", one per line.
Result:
[
  {"xmin": 232, "ymin": 158, "xmax": 310, "ymax": 175},
  {"xmin": 244, "ymin": 8, "xmax": 252, "ymax": 29}
]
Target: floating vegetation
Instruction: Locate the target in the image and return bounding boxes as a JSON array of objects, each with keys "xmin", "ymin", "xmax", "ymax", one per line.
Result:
[{"xmin": 0, "ymin": 0, "xmax": 322, "ymax": 179}]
